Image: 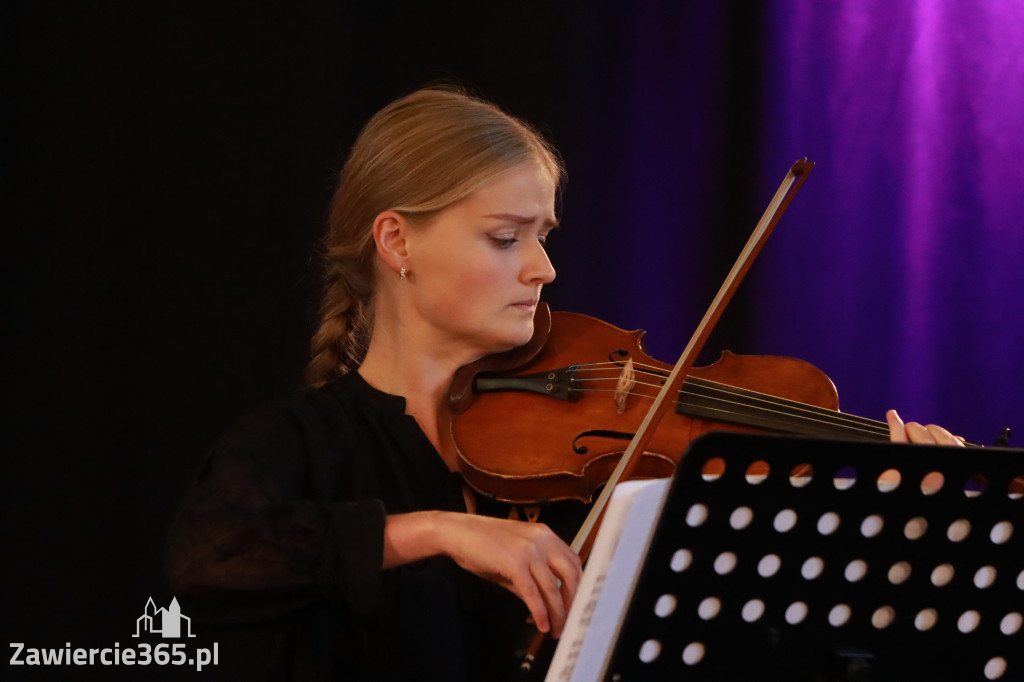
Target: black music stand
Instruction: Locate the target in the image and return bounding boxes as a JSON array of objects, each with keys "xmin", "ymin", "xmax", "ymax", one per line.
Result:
[{"xmin": 603, "ymin": 432, "xmax": 1024, "ymax": 682}]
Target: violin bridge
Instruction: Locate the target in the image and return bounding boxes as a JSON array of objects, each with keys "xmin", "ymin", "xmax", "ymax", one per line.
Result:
[{"xmin": 614, "ymin": 358, "xmax": 636, "ymax": 415}]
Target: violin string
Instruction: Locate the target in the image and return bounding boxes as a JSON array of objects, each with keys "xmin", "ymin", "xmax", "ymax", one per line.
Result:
[
  {"xmin": 682, "ymin": 392, "xmax": 890, "ymax": 439},
  {"xmin": 572, "ymin": 377, "xmax": 976, "ymax": 446},
  {"xmin": 568, "ymin": 373, "xmax": 891, "ymax": 439},
  {"xmin": 568, "ymin": 362, "xmax": 888, "ymax": 428},
  {"xmin": 685, "ymin": 377, "xmax": 891, "ymax": 433},
  {"xmin": 567, "ymin": 361, "xmax": 669, "ymax": 379},
  {"xmin": 578, "ymin": 383, "xmax": 890, "ymax": 439},
  {"xmin": 563, "ymin": 361, "xmax": 890, "ymax": 430}
]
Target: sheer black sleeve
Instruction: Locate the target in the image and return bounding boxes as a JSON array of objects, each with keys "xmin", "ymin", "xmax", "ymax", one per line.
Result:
[{"xmin": 165, "ymin": 396, "xmax": 386, "ymax": 624}]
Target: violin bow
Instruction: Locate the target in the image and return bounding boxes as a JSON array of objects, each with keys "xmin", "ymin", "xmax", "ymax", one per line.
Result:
[
  {"xmin": 571, "ymin": 158, "xmax": 814, "ymax": 556},
  {"xmin": 521, "ymin": 157, "xmax": 815, "ymax": 672}
]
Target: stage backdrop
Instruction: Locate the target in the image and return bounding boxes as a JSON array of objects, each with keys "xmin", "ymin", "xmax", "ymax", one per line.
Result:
[{"xmin": 552, "ymin": 0, "xmax": 1024, "ymax": 445}]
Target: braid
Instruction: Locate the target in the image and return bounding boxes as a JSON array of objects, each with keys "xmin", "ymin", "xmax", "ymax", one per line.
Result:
[{"xmin": 306, "ymin": 243, "xmax": 374, "ymax": 387}]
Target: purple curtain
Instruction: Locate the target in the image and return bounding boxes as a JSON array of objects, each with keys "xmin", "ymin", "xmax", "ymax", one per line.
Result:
[
  {"xmin": 754, "ymin": 0, "xmax": 1024, "ymax": 441},
  {"xmin": 558, "ymin": 1, "xmax": 1023, "ymax": 444}
]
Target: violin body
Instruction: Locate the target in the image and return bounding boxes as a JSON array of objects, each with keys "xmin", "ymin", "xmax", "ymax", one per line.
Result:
[{"xmin": 445, "ymin": 310, "xmax": 842, "ymax": 504}]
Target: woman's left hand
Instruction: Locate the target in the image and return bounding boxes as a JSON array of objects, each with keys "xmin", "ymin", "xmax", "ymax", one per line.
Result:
[{"xmin": 886, "ymin": 409, "xmax": 965, "ymax": 446}]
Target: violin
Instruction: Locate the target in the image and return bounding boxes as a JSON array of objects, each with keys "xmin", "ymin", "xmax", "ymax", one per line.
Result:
[{"xmin": 444, "ymin": 303, "xmax": 892, "ymax": 506}]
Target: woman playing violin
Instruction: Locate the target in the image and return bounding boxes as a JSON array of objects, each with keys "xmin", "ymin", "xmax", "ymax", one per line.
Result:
[{"xmin": 166, "ymin": 86, "xmax": 962, "ymax": 682}]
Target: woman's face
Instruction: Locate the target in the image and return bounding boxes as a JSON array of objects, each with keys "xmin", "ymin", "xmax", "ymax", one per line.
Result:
[{"xmin": 406, "ymin": 162, "xmax": 558, "ymax": 359}]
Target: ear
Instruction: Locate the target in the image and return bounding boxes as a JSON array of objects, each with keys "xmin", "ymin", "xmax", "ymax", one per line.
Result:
[{"xmin": 372, "ymin": 210, "xmax": 412, "ymax": 276}]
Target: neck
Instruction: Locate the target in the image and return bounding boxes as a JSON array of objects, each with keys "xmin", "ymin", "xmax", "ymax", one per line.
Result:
[{"xmin": 357, "ymin": 298, "xmax": 483, "ymax": 464}]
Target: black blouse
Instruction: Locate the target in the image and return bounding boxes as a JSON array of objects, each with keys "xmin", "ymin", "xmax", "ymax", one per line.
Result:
[{"xmin": 165, "ymin": 371, "xmax": 576, "ymax": 681}]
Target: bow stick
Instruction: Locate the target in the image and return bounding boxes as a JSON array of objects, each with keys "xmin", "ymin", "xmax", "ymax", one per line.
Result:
[{"xmin": 521, "ymin": 157, "xmax": 815, "ymax": 672}]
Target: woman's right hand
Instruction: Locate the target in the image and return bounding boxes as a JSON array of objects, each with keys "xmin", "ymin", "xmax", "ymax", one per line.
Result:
[{"xmin": 383, "ymin": 511, "xmax": 582, "ymax": 638}]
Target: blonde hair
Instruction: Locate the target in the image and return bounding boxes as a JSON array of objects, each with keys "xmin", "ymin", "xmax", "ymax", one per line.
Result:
[{"xmin": 306, "ymin": 87, "xmax": 563, "ymax": 386}]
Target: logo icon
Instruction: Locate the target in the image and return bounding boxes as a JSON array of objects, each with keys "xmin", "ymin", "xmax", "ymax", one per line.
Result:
[{"xmin": 133, "ymin": 597, "xmax": 195, "ymax": 638}]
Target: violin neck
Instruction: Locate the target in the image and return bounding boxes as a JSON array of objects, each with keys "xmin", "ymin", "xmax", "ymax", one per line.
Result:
[{"xmin": 676, "ymin": 377, "xmax": 891, "ymax": 441}]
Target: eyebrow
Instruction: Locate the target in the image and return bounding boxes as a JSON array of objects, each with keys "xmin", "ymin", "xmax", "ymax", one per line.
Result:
[{"xmin": 484, "ymin": 213, "xmax": 560, "ymax": 228}]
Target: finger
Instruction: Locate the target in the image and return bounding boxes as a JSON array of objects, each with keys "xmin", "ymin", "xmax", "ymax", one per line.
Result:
[
  {"xmin": 557, "ymin": 552, "xmax": 581, "ymax": 606},
  {"xmin": 531, "ymin": 561, "xmax": 567, "ymax": 638},
  {"xmin": 547, "ymin": 552, "xmax": 582, "ymax": 639},
  {"xmin": 512, "ymin": 569, "xmax": 550, "ymax": 634},
  {"xmin": 886, "ymin": 409, "xmax": 908, "ymax": 443},
  {"xmin": 904, "ymin": 421, "xmax": 936, "ymax": 444},
  {"xmin": 557, "ymin": 571, "xmax": 577, "ymax": 637},
  {"xmin": 551, "ymin": 551, "xmax": 583, "ymax": 608},
  {"xmin": 925, "ymin": 423, "xmax": 964, "ymax": 446}
]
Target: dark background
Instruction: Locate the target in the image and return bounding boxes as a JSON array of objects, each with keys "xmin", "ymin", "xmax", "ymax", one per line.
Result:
[{"xmin": 6, "ymin": 1, "xmax": 1022, "ymax": 679}]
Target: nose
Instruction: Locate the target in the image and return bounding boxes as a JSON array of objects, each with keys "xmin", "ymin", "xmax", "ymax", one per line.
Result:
[{"xmin": 522, "ymin": 239, "xmax": 556, "ymax": 285}]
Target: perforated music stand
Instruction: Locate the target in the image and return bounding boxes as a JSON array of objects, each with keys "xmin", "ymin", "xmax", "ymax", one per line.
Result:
[{"xmin": 602, "ymin": 432, "xmax": 1024, "ymax": 682}]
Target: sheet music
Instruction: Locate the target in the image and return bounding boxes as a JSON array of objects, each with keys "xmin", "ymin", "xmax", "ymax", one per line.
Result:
[{"xmin": 545, "ymin": 477, "xmax": 670, "ymax": 682}]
